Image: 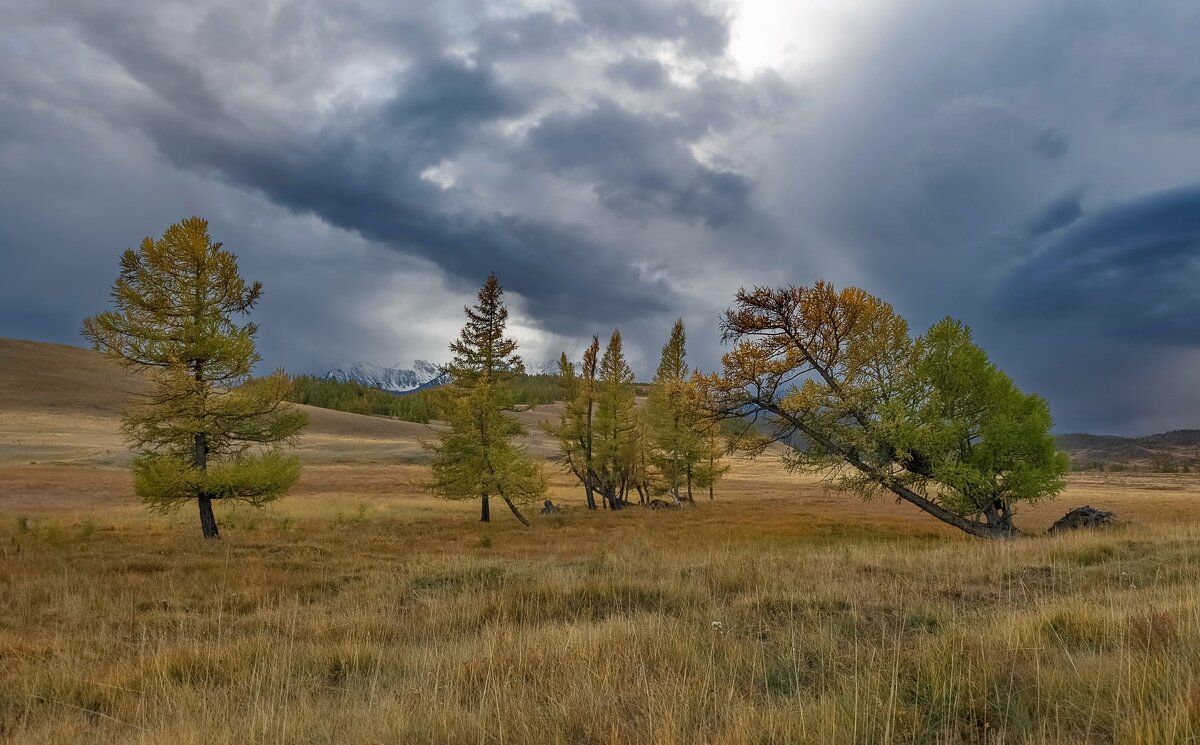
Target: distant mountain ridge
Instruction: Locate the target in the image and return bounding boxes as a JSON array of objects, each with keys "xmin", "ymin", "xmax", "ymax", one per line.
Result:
[
  {"xmin": 321, "ymin": 358, "xmax": 564, "ymax": 394},
  {"xmin": 322, "ymin": 361, "xmax": 447, "ymax": 394},
  {"xmin": 1056, "ymin": 429, "xmax": 1200, "ymax": 467}
]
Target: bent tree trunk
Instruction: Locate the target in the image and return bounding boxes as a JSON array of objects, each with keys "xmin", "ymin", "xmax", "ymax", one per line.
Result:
[
  {"xmin": 980, "ymin": 499, "xmax": 1015, "ymax": 533},
  {"xmin": 844, "ymin": 450, "xmax": 1019, "ymax": 538},
  {"xmin": 502, "ymin": 496, "xmax": 531, "ymax": 527},
  {"xmin": 584, "ymin": 473, "xmax": 597, "ymax": 511},
  {"xmin": 763, "ymin": 402, "xmax": 1021, "ymax": 539}
]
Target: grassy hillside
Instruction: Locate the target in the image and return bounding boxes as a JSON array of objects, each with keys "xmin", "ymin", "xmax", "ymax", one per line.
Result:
[
  {"xmin": 0, "ymin": 339, "xmax": 447, "ymax": 468},
  {"xmin": 1057, "ymin": 430, "xmax": 1200, "ymax": 471}
]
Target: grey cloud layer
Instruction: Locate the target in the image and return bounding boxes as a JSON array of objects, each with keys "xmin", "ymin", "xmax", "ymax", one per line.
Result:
[{"xmin": 2, "ymin": 0, "xmax": 1199, "ymax": 433}]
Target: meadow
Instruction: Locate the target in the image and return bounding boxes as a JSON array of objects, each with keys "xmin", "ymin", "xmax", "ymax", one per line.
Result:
[{"xmin": 4, "ymin": 339, "xmax": 1200, "ymax": 743}]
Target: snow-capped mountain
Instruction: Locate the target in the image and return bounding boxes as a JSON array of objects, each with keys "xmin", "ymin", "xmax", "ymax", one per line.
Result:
[
  {"xmin": 322, "ymin": 360, "xmax": 447, "ymax": 394},
  {"xmin": 532, "ymin": 358, "xmax": 564, "ymax": 376}
]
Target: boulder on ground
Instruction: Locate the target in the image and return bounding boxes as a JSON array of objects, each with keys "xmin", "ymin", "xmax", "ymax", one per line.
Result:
[
  {"xmin": 648, "ymin": 499, "xmax": 681, "ymax": 510},
  {"xmin": 540, "ymin": 499, "xmax": 562, "ymax": 515},
  {"xmin": 1048, "ymin": 505, "xmax": 1116, "ymax": 534}
]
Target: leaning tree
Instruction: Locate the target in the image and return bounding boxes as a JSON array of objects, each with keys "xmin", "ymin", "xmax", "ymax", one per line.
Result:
[
  {"xmin": 706, "ymin": 282, "xmax": 1067, "ymax": 538},
  {"xmin": 82, "ymin": 217, "xmax": 307, "ymax": 538}
]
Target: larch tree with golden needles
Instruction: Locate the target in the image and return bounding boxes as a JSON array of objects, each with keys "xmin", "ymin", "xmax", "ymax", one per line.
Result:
[
  {"xmin": 545, "ymin": 338, "xmax": 601, "ymax": 509},
  {"xmin": 82, "ymin": 217, "xmax": 308, "ymax": 539},
  {"xmin": 707, "ymin": 281, "xmax": 1067, "ymax": 538},
  {"xmin": 690, "ymin": 370, "xmax": 730, "ymax": 501},
  {"xmin": 429, "ymin": 273, "xmax": 545, "ymax": 525}
]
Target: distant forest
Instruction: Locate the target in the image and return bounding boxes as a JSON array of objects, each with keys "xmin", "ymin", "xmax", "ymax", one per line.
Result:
[{"xmin": 287, "ymin": 373, "xmax": 567, "ymax": 423}]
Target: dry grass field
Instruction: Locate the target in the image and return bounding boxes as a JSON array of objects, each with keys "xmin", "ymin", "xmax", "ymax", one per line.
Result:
[{"xmin": 4, "ymin": 339, "xmax": 1200, "ymax": 743}]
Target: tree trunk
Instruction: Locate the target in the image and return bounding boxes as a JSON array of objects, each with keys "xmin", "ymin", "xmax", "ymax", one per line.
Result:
[
  {"xmin": 686, "ymin": 465, "xmax": 693, "ymax": 502},
  {"xmin": 584, "ymin": 477, "xmax": 597, "ymax": 510},
  {"xmin": 981, "ymin": 499, "xmax": 1014, "ymax": 533},
  {"xmin": 762, "ymin": 401, "xmax": 1021, "ymax": 539},
  {"xmin": 194, "ymin": 432, "xmax": 219, "ymax": 539},
  {"xmin": 501, "ymin": 496, "xmax": 531, "ymax": 526},
  {"xmin": 480, "ymin": 495, "xmax": 490, "ymax": 522},
  {"xmin": 672, "ymin": 451, "xmax": 680, "ymax": 502},
  {"xmin": 846, "ymin": 452, "xmax": 1019, "ymax": 538},
  {"xmin": 198, "ymin": 495, "xmax": 220, "ymax": 539},
  {"xmin": 585, "ymin": 394, "xmax": 596, "ymax": 510}
]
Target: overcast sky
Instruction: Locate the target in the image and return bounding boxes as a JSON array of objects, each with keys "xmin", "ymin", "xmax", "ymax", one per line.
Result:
[{"xmin": 2, "ymin": 0, "xmax": 1199, "ymax": 435}]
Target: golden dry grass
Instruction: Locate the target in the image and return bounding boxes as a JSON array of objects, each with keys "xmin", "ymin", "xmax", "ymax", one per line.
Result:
[{"xmin": 5, "ymin": 339, "xmax": 1200, "ymax": 743}]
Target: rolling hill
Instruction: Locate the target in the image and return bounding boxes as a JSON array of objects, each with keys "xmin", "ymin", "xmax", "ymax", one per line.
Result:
[
  {"xmin": 1055, "ymin": 430, "xmax": 1200, "ymax": 469},
  {"xmin": 3, "ymin": 338, "xmax": 1194, "ymax": 472},
  {"xmin": 0, "ymin": 338, "xmax": 453, "ymax": 468}
]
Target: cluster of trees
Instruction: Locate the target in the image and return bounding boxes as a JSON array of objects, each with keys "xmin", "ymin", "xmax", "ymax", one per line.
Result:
[
  {"xmin": 286, "ymin": 372, "xmax": 564, "ymax": 423},
  {"xmin": 546, "ymin": 320, "xmax": 729, "ymax": 510},
  {"xmin": 85, "ymin": 218, "xmax": 1070, "ymax": 540},
  {"xmin": 287, "ymin": 375, "xmax": 442, "ymax": 422},
  {"xmin": 425, "ymin": 274, "xmax": 732, "ymax": 523}
]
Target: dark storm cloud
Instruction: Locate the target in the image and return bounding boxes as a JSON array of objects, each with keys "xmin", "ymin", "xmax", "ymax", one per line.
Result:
[
  {"xmin": 11, "ymin": 1, "xmax": 724, "ymax": 330},
  {"xmin": 527, "ymin": 99, "xmax": 753, "ymax": 227},
  {"xmin": 381, "ymin": 59, "xmax": 528, "ymax": 157},
  {"xmin": 1025, "ymin": 192, "xmax": 1084, "ymax": 238},
  {"xmin": 3, "ymin": 0, "xmax": 1200, "ymax": 433},
  {"xmin": 605, "ymin": 57, "xmax": 669, "ymax": 90},
  {"xmin": 123, "ymin": 90, "xmax": 672, "ymax": 324},
  {"xmin": 475, "ymin": 12, "xmax": 581, "ymax": 60},
  {"xmin": 1002, "ymin": 184, "xmax": 1200, "ymax": 342},
  {"xmin": 1032, "ymin": 129, "xmax": 1070, "ymax": 160}
]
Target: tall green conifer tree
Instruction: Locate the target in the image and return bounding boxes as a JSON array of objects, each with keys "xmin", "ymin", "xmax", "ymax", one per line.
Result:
[
  {"xmin": 690, "ymin": 371, "xmax": 730, "ymax": 500},
  {"xmin": 81, "ymin": 217, "xmax": 307, "ymax": 538},
  {"xmin": 646, "ymin": 320, "xmax": 702, "ymax": 502},
  {"xmin": 428, "ymin": 274, "xmax": 545, "ymax": 525},
  {"xmin": 592, "ymin": 329, "xmax": 636, "ymax": 509}
]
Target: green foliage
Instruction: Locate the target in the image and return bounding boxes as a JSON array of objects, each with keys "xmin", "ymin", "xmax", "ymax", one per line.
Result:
[
  {"xmin": 81, "ymin": 217, "xmax": 306, "ymax": 533},
  {"xmin": 592, "ymin": 330, "xmax": 637, "ymax": 505},
  {"xmin": 691, "ymin": 376, "xmax": 732, "ymax": 500},
  {"xmin": 429, "ymin": 379, "xmax": 546, "ymax": 504},
  {"xmin": 866, "ymin": 318, "xmax": 1068, "ymax": 519},
  {"xmin": 427, "ymin": 274, "xmax": 546, "ymax": 519},
  {"xmin": 287, "ymin": 375, "xmax": 442, "ymax": 421},
  {"xmin": 546, "ymin": 339, "xmax": 602, "ymax": 508},
  {"xmin": 287, "ymin": 373, "xmax": 564, "ymax": 422},
  {"xmin": 714, "ymin": 282, "xmax": 1067, "ymax": 537},
  {"xmin": 645, "ymin": 320, "xmax": 703, "ymax": 499},
  {"xmin": 132, "ymin": 451, "xmax": 301, "ymax": 514}
]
